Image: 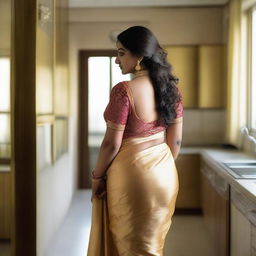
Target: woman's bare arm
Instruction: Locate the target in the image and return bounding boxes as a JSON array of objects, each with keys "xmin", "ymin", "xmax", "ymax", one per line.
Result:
[
  {"xmin": 166, "ymin": 117, "xmax": 183, "ymax": 160},
  {"xmin": 92, "ymin": 127, "xmax": 124, "ymax": 177}
]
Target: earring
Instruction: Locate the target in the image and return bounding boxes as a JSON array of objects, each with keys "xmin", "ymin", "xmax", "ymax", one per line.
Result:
[{"xmin": 135, "ymin": 60, "xmax": 141, "ymax": 71}]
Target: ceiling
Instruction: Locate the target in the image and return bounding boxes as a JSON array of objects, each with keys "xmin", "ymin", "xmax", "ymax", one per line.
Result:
[{"xmin": 69, "ymin": 0, "xmax": 229, "ymax": 8}]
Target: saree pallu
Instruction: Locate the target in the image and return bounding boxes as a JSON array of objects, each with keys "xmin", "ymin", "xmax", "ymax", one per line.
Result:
[{"xmin": 87, "ymin": 131, "xmax": 179, "ymax": 256}]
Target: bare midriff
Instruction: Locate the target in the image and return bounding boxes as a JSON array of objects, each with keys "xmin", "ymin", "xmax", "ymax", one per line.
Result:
[{"xmin": 131, "ymin": 137, "xmax": 165, "ymax": 152}]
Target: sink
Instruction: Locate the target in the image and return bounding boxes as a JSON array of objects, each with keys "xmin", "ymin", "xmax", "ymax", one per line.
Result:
[{"xmin": 221, "ymin": 160, "xmax": 256, "ymax": 179}]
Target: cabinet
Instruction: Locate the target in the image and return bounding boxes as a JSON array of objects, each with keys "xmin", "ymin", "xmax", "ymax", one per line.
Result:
[
  {"xmin": 230, "ymin": 187, "xmax": 256, "ymax": 256},
  {"xmin": 166, "ymin": 46, "xmax": 198, "ymax": 108},
  {"xmin": 200, "ymin": 160, "xmax": 230, "ymax": 256},
  {"xmin": 198, "ymin": 46, "xmax": 226, "ymax": 108},
  {"xmin": 165, "ymin": 45, "xmax": 226, "ymax": 108},
  {"xmin": 175, "ymin": 154, "xmax": 201, "ymax": 210}
]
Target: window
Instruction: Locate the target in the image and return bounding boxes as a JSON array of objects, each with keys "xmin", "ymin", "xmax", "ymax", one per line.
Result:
[
  {"xmin": 88, "ymin": 56, "xmax": 131, "ymax": 146},
  {"xmin": 0, "ymin": 57, "xmax": 11, "ymax": 159},
  {"xmin": 250, "ymin": 7, "xmax": 256, "ymax": 131}
]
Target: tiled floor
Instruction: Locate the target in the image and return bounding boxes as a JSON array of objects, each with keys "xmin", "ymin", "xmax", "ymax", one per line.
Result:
[
  {"xmin": 163, "ymin": 215, "xmax": 215, "ymax": 256},
  {"xmin": 45, "ymin": 189, "xmax": 215, "ymax": 256},
  {"xmin": 0, "ymin": 190, "xmax": 214, "ymax": 256}
]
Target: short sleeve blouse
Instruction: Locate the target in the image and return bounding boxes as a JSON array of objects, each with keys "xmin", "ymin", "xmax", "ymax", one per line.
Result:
[
  {"xmin": 103, "ymin": 82, "xmax": 131, "ymax": 131},
  {"xmin": 103, "ymin": 82, "xmax": 183, "ymax": 132}
]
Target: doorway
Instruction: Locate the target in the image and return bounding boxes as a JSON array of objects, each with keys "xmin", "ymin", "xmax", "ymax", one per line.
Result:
[{"xmin": 78, "ymin": 50, "xmax": 131, "ymax": 188}]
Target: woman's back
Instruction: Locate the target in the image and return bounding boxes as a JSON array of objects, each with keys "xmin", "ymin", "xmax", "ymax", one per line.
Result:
[
  {"xmin": 126, "ymin": 77, "xmax": 159, "ymax": 123},
  {"xmin": 103, "ymin": 80, "xmax": 169, "ymax": 140}
]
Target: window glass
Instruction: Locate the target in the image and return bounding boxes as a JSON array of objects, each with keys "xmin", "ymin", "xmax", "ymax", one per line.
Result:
[
  {"xmin": 251, "ymin": 8, "xmax": 256, "ymax": 129},
  {"xmin": 0, "ymin": 0, "xmax": 12, "ymax": 162},
  {"xmin": 88, "ymin": 57, "xmax": 110, "ymax": 137},
  {"xmin": 111, "ymin": 57, "xmax": 131, "ymax": 88},
  {"xmin": 0, "ymin": 114, "xmax": 10, "ymax": 158},
  {"xmin": 0, "ymin": 57, "xmax": 10, "ymax": 111}
]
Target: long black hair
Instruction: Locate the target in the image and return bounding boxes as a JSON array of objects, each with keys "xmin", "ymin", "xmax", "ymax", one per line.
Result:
[{"xmin": 117, "ymin": 26, "xmax": 181, "ymax": 126}]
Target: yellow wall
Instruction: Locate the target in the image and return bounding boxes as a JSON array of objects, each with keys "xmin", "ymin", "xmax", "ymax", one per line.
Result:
[
  {"xmin": 55, "ymin": 0, "xmax": 69, "ymax": 116},
  {"xmin": 36, "ymin": 0, "xmax": 69, "ymax": 115},
  {"xmin": 0, "ymin": 0, "xmax": 11, "ymax": 55},
  {"xmin": 69, "ymin": 7, "xmax": 225, "ymax": 46},
  {"xmin": 36, "ymin": 0, "xmax": 72, "ymax": 255}
]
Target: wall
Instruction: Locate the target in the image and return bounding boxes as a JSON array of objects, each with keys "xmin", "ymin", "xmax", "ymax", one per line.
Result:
[
  {"xmin": 0, "ymin": 0, "xmax": 11, "ymax": 55},
  {"xmin": 36, "ymin": 0, "xmax": 74, "ymax": 255}
]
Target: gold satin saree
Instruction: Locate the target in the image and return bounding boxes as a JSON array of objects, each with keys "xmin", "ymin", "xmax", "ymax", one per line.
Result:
[{"xmin": 87, "ymin": 131, "xmax": 179, "ymax": 256}]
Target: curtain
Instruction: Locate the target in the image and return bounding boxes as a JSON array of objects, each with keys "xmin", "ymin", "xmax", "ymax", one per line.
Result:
[{"xmin": 225, "ymin": 0, "xmax": 248, "ymax": 146}]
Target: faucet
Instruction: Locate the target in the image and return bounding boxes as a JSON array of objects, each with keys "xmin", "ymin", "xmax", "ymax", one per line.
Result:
[{"xmin": 240, "ymin": 126, "xmax": 256, "ymax": 151}]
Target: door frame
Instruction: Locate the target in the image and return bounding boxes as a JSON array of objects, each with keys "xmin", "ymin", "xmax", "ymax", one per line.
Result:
[
  {"xmin": 12, "ymin": 0, "xmax": 37, "ymax": 255},
  {"xmin": 78, "ymin": 50, "xmax": 116, "ymax": 188}
]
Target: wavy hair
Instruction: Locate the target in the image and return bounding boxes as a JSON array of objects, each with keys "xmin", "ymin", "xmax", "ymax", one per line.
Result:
[{"xmin": 117, "ymin": 26, "xmax": 181, "ymax": 126}]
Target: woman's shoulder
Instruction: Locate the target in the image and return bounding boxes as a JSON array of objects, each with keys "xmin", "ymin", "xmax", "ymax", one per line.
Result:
[
  {"xmin": 112, "ymin": 81, "xmax": 129, "ymax": 88},
  {"xmin": 109, "ymin": 81, "xmax": 131, "ymax": 102},
  {"xmin": 111, "ymin": 81, "xmax": 130, "ymax": 94}
]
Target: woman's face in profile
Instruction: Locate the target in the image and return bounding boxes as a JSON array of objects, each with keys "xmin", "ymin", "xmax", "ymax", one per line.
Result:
[{"xmin": 115, "ymin": 41, "xmax": 138, "ymax": 74}]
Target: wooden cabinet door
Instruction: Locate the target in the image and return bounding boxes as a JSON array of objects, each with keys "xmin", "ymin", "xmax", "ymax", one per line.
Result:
[
  {"xmin": 252, "ymin": 224, "xmax": 256, "ymax": 256},
  {"xmin": 175, "ymin": 154, "xmax": 201, "ymax": 210},
  {"xmin": 230, "ymin": 203, "xmax": 251, "ymax": 256},
  {"xmin": 214, "ymin": 183, "xmax": 230, "ymax": 256},
  {"xmin": 165, "ymin": 46, "xmax": 198, "ymax": 108},
  {"xmin": 198, "ymin": 45, "xmax": 226, "ymax": 108},
  {"xmin": 165, "ymin": 45, "xmax": 226, "ymax": 109},
  {"xmin": 231, "ymin": 187, "xmax": 256, "ymax": 256},
  {"xmin": 201, "ymin": 161, "xmax": 230, "ymax": 256},
  {"xmin": 201, "ymin": 172, "xmax": 215, "ymax": 238}
]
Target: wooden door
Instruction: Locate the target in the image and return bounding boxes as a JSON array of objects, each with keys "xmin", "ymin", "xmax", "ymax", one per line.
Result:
[{"xmin": 78, "ymin": 50, "xmax": 116, "ymax": 188}]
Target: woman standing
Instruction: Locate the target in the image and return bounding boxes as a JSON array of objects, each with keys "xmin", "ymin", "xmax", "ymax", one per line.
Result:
[{"xmin": 87, "ymin": 26, "xmax": 183, "ymax": 256}]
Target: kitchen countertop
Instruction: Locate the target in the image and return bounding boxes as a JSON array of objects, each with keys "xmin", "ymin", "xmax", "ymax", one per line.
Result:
[{"xmin": 180, "ymin": 146, "xmax": 256, "ymax": 204}]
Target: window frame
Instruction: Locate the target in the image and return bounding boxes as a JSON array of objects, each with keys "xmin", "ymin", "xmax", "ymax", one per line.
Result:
[{"xmin": 248, "ymin": 5, "xmax": 256, "ymax": 136}]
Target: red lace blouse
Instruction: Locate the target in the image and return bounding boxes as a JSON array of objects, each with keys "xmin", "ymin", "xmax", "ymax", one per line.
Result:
[{"xmin": 103, "ymin": 81, "xmax": 183, "ymax": 139}]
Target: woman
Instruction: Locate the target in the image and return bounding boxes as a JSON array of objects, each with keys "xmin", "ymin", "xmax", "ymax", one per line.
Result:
[{"xmin": 87, "ymin": 26, "xmax": 183, "ymax": 256}]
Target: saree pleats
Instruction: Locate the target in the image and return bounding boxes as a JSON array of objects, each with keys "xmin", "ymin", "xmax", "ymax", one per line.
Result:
[{"xmin": 87, "ymin": 131, "xmax": 179, "ymax": 256}]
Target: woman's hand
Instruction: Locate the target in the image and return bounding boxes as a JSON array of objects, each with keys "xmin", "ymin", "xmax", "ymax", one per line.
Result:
[{"xmin": 91, "ymin": 179, "xmax": 107, "ymax": 202}]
